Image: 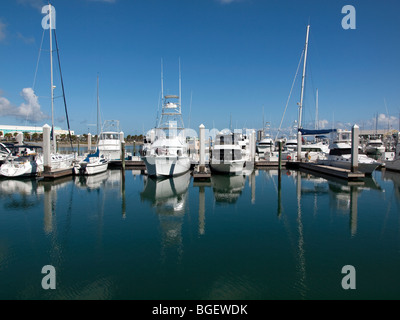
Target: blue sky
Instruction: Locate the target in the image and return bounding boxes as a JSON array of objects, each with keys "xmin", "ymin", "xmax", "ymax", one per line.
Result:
[{"xmin": 0, "ymin": 0, "xmax": 399, "ymax": 136}]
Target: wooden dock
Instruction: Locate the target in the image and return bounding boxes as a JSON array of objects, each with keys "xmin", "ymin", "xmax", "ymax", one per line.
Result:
[
  {"xmin": 255, "ymin": 160, "xmax": 287, "ymax": 168},
  {"xmin": 192, "ymin": 165, "xmax": 211, "ymax": 181},
  {"xmin": 40, "ymin": 167, "xmax": 74, "ymax": 180},
  {"xmin": 287, "ymin": 161, "xmax": 365, "ymax": 180}
]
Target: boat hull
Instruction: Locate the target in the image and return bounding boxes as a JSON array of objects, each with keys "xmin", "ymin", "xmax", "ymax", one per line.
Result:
[
  {"xmin": 74, "ymin": 161, "xmax": 109, "ymax": 175},
  {"xmin": 210, "ymin": 160, "xmax": 245, "ymax": 174},
  {"xmin": 384, "ymin": 159, "xmax": 400, "ymax": 173},
  {"xmin": 143, "ymin": 155, "xmax": 191, "ymax": 177},
  {"xmin": 317, "ymin": 158, "xmax": 380, "ymax": 175}
]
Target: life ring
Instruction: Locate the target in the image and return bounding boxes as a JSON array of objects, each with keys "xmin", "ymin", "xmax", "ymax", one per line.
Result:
[{"xmin": 286, "ymin": 155, "xmax": 291, "ymax": 160}]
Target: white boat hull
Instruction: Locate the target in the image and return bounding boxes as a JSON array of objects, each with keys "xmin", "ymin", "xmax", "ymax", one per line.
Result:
[
  {"xmin": 317, "ymin": 156, "xmax": 380, "ymax": 175},
  {"xmin": 0, "ymin": 161, "xmax": 43, "ymax": 177},
  {"xmin": 384, "ymin": 159, "xmax": 400, "ymax": 173},
  {"xmin": 74, "ymin": 161, "xmax": 109, "ymax": 175},
  {"xmin": 143, "ymin": 155, "xmax": 191, "ymax": 177},
  {"xmin": 210, "ymin": 160, "xmax": 245, "ymax": 174}
]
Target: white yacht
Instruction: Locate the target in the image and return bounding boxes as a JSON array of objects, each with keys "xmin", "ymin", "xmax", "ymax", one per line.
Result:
[
  {"xmin": 73, "ymin": 148, "xmax": 109, "ymax": 176},
  {"xmin": 317, "ymin": 130, "xmax": 381, "ymax": 175},
  {"xmin": 384, "ymin": 139, "xmax": 400, "ymax": 172},
  {"xmin": 0, "ymin": 146, "xmax": 74, "ymax": 178},
  {"xmin": 142, "ymin": 89, "xmax": 191, "ymax": 177},
  {"xmin": 0, "ymin": 143, "xmax": 13, "ymax": 164},
  {"xmin": 365, "ymin": 138, "xmax": 385, "ymax": 155},
  {"xmin": 210, "ymin": 131, "xmax": 245, "ymax": 174},
  {"xmin": 257, "ymin": 134, "xmax": 275, "ymax": 155}
]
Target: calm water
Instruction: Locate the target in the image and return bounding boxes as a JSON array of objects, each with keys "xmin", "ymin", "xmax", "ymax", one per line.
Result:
[{"xmin": 0, "ymin": 167, "xmax": 399, "ymax": 300}]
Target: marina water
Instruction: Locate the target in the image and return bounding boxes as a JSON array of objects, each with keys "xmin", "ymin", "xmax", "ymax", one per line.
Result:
[{"xmin": 0, "ymin": 168, "xmax": 399, "ymax": 300}]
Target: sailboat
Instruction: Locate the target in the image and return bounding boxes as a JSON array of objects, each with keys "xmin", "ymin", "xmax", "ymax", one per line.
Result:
[
  {"xmin": 1, "ymin": 4, "xmax": 74, "ymax": 178},
  {"xmin": 282, "ymin": 25, "xmax": 335, "ymax": 162},
  {"xmin": 74, "ymin": 76, "xmax": 109, "ymax": 175},
  {"xmin": 142, "ymin": 62, "xmax": 191, "ymax": 177}
]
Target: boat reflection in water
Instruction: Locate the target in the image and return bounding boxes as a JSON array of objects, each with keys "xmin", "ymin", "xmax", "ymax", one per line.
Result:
[
  {"xmin": 297, "ymin": 168, "xmax": 383, "ymax": 237},
  {"xmin": 211, "ymin": 173, "xmax": 246, "ymax": 204},
  {"xmin": 140, "ymin": 171, "xmax": 191, "ymax": 262},
  {"xmin": 0, "ymin": 177, "xmax": 44, "ymax": 196}
]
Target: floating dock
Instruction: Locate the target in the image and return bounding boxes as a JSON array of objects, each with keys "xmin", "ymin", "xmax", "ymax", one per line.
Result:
[
  {"xmin": 287, "ymin": 161, "xmax": 365, "ymax": 180},
  {"xmin": 40, "ymin": 167, "xmax": 74, "ymax": 180},
  {"xmin": 192, "ymin": 165, "xmax": 212, "ymax": 181},
  {"xmin": 255, "ymin": 160, "xmax": 287, "ymax": 168}
]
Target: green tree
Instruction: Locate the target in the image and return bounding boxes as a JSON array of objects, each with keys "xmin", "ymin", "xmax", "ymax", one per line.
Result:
[{"xmin": 23, "ymin": 132, "xmax": 31, "ymax": 142}]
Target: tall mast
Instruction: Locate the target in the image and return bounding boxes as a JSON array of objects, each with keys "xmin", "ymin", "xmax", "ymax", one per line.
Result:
[
  {"xmin": 315, "ymin": 88, "xmax": 319, "ymax": 130},
  {"xmin": 179, "ymin": 57, "xmax": 182, "ymax": 113},
  {"xmin": 161, "ymin": 58, "xmax": 164, "ymax": 106},
  {"xmin": 49, "ymin": 4, "xmax": 56, "ymax": 153},
  {"xmin": 298, "ymin": 24, "xmax": 310, "ymax": 129},
  {"xmin": 97, "ymin": 74, "xmax": 100, "ymax": 137}
]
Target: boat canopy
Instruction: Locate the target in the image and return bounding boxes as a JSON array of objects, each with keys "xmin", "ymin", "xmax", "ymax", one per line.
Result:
[
  {"xmin": 299, "ymin": 128, "xmax": 337, "ymax": 136},
  {"xmin": 84, "ymin": 148, "xmax": 100, "ymax": 162}
]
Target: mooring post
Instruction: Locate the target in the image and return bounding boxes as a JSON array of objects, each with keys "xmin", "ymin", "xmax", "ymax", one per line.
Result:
[
  {"xmin": 87, "ymin": 133, "xmax": 92, "ymax": 152},
  {"xmin": 297, "ymin": 131, "xmax": 302, "ymax": 162},
  {"xmin": 43, "ymin": 124, "xmax": 52, "ymax": 173},
  {"xmin": 199, "ymin": 124, "xmax": 205, "ymax": 172},
  {"xmin": 121, "ymin": 141, "xmax": 126, "ymax": 171},
  {"xmin": 278, "ymin": 140, "xmax": 282, "ymax": 172},
  {"xmin": 351, "ymin": 124, "xmax": 359, "ymax": 173}
]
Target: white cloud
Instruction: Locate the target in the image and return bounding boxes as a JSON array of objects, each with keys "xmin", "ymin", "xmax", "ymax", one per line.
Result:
[
  {"xmin": 0, "ymin": 19, "xmax": 6, "ymax": 42},
  {"xmin": 87, "ymin": 0, "xmax": 117, "ymax": 3},
  {"xmin": 17, "ymin": 32, "xmax": 35, "ymax": 44},
  {"xmin": 317, "ymin": 119, "xmax": 329, "ymax": 129},
  {"xmin": 0, "ymin": 88, "xmax": 49, "ymax": 123},
  {"xmin": 16, "ymin": 0, "xmax": 46, "ymax": 10},
  {"xmin": 215, "ymin": 0, "xmax": 243, "ymax": 4}
]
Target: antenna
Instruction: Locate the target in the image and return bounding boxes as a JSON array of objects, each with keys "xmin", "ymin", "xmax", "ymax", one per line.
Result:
[
  {"xmin": 315, "ymin": 88, "xmax": 319, "ymax": 130},
  {"xmin": 161, "ymin": 58, "xmax": 164, "ymax": 106},
  {"xmin": 298, "ymin": 24, "xmax": 310, "ymax": 129},
  {"xmin": 179, "ymin": 57, "xmax": 182, "ymax": 113}
]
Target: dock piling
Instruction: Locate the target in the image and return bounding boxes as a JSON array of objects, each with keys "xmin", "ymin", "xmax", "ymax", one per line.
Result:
[
  {"xmin": 43, "ymin": 124, "xmax": 52, "ymax": 173},
  {"xmin": 88, "ymin": 133, "xmax": 91, "ymax": 151},
  {"xmin": 351, "ymin": 124, "xmax": 359, "ymax": 173}
]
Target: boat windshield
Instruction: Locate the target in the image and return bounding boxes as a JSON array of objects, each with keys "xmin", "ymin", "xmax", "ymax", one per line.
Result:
[
  {"xmin": 212, "ymin": 149, "xmax": 242, "ymax": 161},
  {"xmin": 100, "ymin": 133, "xmax": 119, "ymax": 140}
]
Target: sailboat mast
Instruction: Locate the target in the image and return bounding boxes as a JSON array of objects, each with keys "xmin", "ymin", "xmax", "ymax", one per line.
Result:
[
  {"xmin": 315, "ymin": 88, "xmax": 319, "ymax": 130},
  {"xmin": 49, "ymin": 4, "xmax": 56, "ymax": 153},
  {"xmin": 298, "ymin": 24, "xmax": 310, "ymax": 129},
  {"xmin": 179, "ymin": 58, "xmax": 182, "ymax": 113},
  {"xmin": 97, "ymin": 74, "xmax": 100, "ymax": 137},
  {"xmin": 161, "ymin": 59, "xmax": 164, "ymax": 107}
]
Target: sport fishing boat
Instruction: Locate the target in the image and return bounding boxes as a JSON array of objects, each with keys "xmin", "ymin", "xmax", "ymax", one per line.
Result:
[{"xmin": 142, "ymin": 63, "xmax": 190, "ymax": 177}]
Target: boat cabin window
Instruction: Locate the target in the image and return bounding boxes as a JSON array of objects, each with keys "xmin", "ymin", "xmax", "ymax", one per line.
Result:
[
  {"xmin": 329, "ymin": 148, "xmax": 351, "ymax": 156},
  {"xmin": 213, "ymin": 149, "xmax": 242, "ymax": 161},
  {"xmin": 101, "ymin": 133, "xmax": 119, "ymax": 140}
]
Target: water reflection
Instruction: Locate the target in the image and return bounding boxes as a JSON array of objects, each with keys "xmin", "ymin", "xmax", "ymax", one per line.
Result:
[
  {"xmin": 0, "ymin": 178, "xmax": 44, "ymax": 211},
  {"xmin": 211, "ymin": 174, "xmax": 246, "ymax": 204},
  {"xmin": 381, "ymin": 169, "xmax": 400, "ymax": 200},
  {"xmin": 140, "ymin": 172, "xmax": 191, "ymax": 262}
]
